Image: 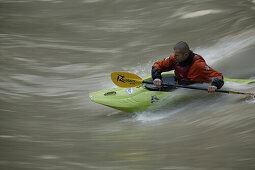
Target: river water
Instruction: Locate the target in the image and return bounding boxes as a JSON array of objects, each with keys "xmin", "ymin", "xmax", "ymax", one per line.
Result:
[{"xmin": 1, "ymin": 0, "xmax": 255, "ymax": 169}]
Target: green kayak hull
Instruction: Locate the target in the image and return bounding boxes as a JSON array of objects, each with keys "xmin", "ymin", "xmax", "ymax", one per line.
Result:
[{"xmin": 89, "ymin": 73, "xmax": 255, "ymax": 112}]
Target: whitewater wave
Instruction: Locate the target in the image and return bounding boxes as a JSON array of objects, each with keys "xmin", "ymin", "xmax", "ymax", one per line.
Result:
[{"xmin": 196, "ymin": 29, "xmax": 255, "ymax": 64}]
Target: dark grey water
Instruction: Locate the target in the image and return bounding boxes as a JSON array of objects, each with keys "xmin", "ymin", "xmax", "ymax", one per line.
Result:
[{"xmin": 1, "ymin": 0, "xmax": 255, "ymax": 169}]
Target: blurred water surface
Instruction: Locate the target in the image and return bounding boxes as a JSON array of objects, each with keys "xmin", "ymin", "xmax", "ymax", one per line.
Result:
[{"xmin": 1, "ymin": 0, "xmax": 255, "ymax": 169}]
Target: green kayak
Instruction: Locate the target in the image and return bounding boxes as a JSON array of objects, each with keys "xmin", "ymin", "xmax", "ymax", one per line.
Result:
[{"xmin": 89, "ymin": 73, "xmax": 255, "ymax": 112}]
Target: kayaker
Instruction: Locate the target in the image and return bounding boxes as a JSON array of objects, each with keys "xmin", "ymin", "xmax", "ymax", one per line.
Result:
[{"xmin": 152, "ymin": 41, "xmax": 224, "ymax": 93}]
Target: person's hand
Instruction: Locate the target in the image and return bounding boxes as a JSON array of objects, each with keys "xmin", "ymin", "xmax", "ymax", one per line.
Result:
[
  {"xmin": 153, "ymin": 78, "xmax": 162, "ymax": 86},
  {"xmin": 208, "ymin": 86, "xmax": 217, "ymax": 93}
]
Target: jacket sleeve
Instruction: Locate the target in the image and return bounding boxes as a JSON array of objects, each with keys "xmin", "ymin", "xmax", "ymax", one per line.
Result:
[
  {"xmin": 151, "ymin": 55, "xmax": 175, "ymax": 80},
  {"xmin": 191, "ymin": 60, "xmax": 224, "ymax": 89}
]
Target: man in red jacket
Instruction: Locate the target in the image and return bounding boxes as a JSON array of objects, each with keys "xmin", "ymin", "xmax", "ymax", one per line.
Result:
[{"xmin": 152, "ymin": 41, "xmax": 224, "ymax": 93}]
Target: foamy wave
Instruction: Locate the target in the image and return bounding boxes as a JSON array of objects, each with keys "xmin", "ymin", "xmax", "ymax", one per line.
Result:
[
  {"xmin": 180, "ymin": 9, "xmax": 221, "ymax": 19},
  {"xmin": 130, "ymin": 104, "xmax": 189, "ymax": 123},
  {"xmin": 196, "ymin": 29, "xmax": 255, "ymax": 64}
]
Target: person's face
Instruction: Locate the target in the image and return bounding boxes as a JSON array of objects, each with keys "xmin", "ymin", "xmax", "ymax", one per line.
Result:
[{"xmin": 174, "ymin": 50, "xmax": 189, "ymax": 63}]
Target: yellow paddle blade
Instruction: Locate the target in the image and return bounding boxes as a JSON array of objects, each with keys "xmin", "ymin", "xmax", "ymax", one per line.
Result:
[{"xmin": 111, "ymin": 72, "xmax": 143, "ymax": 88}]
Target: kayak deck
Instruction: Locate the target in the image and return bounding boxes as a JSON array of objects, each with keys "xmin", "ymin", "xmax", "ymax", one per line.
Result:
[{"xmin": 89, "ymin": 73, "xmax": 176, "ymax": 112}]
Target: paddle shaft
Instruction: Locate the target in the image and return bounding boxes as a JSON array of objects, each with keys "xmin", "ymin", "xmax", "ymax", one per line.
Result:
[
  {"xmin": 142, "ymin": 81, "xmax": 230, "ymax": 94},
  {"xmin": 111, "ymin": 72, "xmax": 254, "ymax": 95}
]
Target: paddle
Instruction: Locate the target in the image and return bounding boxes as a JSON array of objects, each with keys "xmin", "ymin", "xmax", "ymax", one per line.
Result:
[{"xmin": 111, "ymin": 72, "xmax": 255, "ymax": 96}]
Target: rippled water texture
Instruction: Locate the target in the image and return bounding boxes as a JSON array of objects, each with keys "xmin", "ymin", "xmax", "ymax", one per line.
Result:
[{"xmin": 1, "ymin": 0, "xmax": 255, "ymax": 169}]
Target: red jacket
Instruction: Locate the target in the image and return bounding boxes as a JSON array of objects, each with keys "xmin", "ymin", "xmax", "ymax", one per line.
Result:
[{"xmin": 152, "ymin": 52, "xmax": 224, "ymax": 88}]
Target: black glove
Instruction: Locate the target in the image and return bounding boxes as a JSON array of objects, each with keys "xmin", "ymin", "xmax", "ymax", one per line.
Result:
[
  {"xmin": 211, "ymin": 78, "xmax": 224, "ymax": 89},
  {"xmin": 151, "ymin": 66, "xmax": 162, "ymax": 80}
]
